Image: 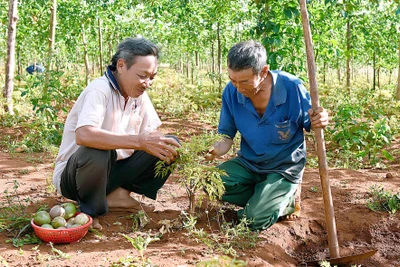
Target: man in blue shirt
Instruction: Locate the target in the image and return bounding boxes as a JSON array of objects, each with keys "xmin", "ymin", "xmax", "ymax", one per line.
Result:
[
  {"xmin": 26, "ymin": 63, "xmax": 45, "ymax": 74},
  {"xmin": 206, "ymin": 40, "xmax": 328, "ymax": 230}
]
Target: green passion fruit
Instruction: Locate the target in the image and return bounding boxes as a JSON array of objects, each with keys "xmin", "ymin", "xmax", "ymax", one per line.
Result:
[
  {"xmin": 40, "ymin": 223, "xmax": 54, "ymax": 229},
  {"xmin": 51, "ymin": 216, "xmax": 67, "ymax": 229},
  {"xmin": 33, "ymin": 211, "xmax": 51, "ymax": 226},
  {"xmin": 74, "ymin": 213, "xmax": 89, "ymax": 225},
  {"xmin": 61, "ymin": 203, "xmax": 77, "ymax": 220}
]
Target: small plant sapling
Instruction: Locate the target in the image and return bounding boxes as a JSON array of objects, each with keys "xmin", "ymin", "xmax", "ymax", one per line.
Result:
[
  {"xmin": 122, "ymin": 233, "xmax": 159, "ymax": 266},
  {"xmin": 156, "ymin": 132, "xmax": 227, "ymax": 214},
  {"xmin": 367, "ymin": 184, "xmax": 400, "ymax": 214}
]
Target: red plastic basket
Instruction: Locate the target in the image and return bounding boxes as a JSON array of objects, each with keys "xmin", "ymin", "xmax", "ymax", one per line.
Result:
[{"xmin": 31, "ymin": 212, "xmax": 92, "ymax": 244}]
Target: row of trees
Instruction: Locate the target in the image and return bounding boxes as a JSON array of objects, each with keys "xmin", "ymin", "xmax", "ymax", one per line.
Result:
[{"xmin": 2, "ymin": 0, "xmax": 400, "ymax": 113}]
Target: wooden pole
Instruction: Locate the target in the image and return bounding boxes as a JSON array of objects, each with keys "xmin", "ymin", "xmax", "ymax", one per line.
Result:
[{"xmin": 299, "ymin": 0, "xmax": 340, "ymax": 259}]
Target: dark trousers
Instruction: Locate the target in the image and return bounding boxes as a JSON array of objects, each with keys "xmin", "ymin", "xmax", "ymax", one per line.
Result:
[{"xmin": 60, "ymin": 147, "xmax": 171, "ymax": 217}]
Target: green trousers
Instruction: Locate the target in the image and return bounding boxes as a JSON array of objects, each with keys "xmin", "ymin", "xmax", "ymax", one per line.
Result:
[{"xmin": 218, "ymin": 158, "xmax": 298, "ymax": 230}]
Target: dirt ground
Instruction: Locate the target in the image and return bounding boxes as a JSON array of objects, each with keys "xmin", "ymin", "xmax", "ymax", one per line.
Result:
[{"xmin": 0, "ymin": 118, "xmax": 399, "ymax": 267}]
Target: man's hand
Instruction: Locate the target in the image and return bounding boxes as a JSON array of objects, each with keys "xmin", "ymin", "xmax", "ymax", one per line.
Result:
[
  {"xmin": 139, "ymin": 135, "xmax": 181, "ymax": 164},
  {"xmin": 204, "ymin": 147, "xmax": 218, "ymax": 161},
  {"xmin": 204, "ymin": 138, "xmax": 233, "ymax": 161},
  {"xmin": 76, "ymin": 127, "xmax": 180, "ymax": 164},
  {"xmin": 308, "ymin": 107, "xmax": 329, "ymax": 129}
]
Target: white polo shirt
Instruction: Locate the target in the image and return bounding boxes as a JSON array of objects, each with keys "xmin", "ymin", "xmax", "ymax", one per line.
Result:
[{"xmin": 52, "ymin": 75, "xmax": 161, "ymax": 194}]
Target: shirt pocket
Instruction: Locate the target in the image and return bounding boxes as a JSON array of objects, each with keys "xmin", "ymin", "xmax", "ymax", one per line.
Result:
[
  {"xmin": 126, "ymin": 113, "xmax": 143, "ymax": 134},
  {"xmin": 271, "ymin": 119, "xmax": 297, "ymax": 144}
]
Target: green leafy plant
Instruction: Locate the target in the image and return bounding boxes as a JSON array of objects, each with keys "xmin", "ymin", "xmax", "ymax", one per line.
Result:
[
  {"xmin": 196, "ymin": 255, "xmax": 248, "ymax": 267},
  {"xmin": 126, "ymin": 211, "xmax": 150, "ymax": 231},
  {"xmin": 110, "ymin": 255, "xmax": 138, "ymax": 267},
  {"xmin": 121, "ymin": 233, "xmax": 160, "ymax": 267},
  {"xmin": 309, "ymin": 186, "xmax": 319, "ymax": 193},
  {"xmin": 0, "ymin": 180, "xmax": 37, "ymax": 247},
  {"xmin": 1, "ymin": 70, "xmax": 86, "ymax": 154},
  {"xmin": 182, "ymin": 211, "xmax": 259, "ymax": 257},
  {"xmin": 367, "ymin": 185, "xmax": 400, "ymax": 214},
  {"xmin": 8, "ymin": 234, "xmax": 42, "ymax": 248},
  {"xmin": 324, "ymin": 84, "xmax": 399, "ymax": 169},
  {"xmin": 49, "ymin": 242, "xmax": 71, "ymax": 259},
  {"xmin": 155, "ymin": 132, "xmax": 227, "ymax": 214}
]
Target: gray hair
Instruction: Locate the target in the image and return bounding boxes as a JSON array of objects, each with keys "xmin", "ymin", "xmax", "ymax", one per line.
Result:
[
  {"xmin": 111, "ymin": 37, "xmax": 159, "ymax": 69},
  {"xmin": 227, "ymin": 40, "xmax": 267, "ymax": 74}
]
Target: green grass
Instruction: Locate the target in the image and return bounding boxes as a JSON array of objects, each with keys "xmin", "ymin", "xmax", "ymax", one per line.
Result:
[{"xmin": 367, "ymin": 184, "xmax": 400, "ymax": 214}]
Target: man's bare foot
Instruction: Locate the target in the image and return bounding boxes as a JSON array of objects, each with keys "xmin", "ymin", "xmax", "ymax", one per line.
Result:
[
  {"xmin": 106, "ymin": 187, "xmax": 154, "ymax": 212},
  {"xmin": 284, "ymin": 202, "xmax": 301, "ymax": 221},
  {"xmin": 283, "ymin": 185, "xmax": 301, "ymax": 221},
  {"xmin": 92, "ymin": 217, "xmax": 102, "ymax": 230}
]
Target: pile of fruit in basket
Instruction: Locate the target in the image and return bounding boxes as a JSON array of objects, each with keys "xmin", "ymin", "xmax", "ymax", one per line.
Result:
[{"xmin": 33, "ymin": 203, "xmax": 89, "ymax": 229}]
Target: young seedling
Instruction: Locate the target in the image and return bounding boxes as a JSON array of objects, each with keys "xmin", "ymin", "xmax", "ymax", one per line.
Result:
[
  {"xmin": 309, "ymin": 186, "xmax": 318, "ymax": 193},
  {"xmin": 181, "ymin": 210, "xmax": 258, "ymax": 257},
  {"xmin": 121, "ymin": 233, "xmax": 159, "ymax": 266},
  {"xmin": 156, "ymin": 132, "xmax": 227, "ymax": 214},
  {"xmin": 126, "ymin": 210, "xmax": 150, "ymax": 231}
]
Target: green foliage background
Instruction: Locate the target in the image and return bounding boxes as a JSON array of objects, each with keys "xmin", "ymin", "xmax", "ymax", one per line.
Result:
[{"xmin": 0, "ymin": 0, "xmax": 399, "ymax": 169}]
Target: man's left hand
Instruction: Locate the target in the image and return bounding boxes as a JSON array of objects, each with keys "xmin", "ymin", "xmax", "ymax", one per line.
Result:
[{"xmin": 308, "ymin": 107, "xmax": 329, "ymax": 129}]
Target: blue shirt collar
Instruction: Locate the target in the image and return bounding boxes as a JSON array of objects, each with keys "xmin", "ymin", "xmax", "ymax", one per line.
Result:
[
  {"xmin": 270, "ymin": 70, "xmax": 287, "ymax": 106},
  {"xmin": 105, "ymin": 65, "xmax": 121, "ymax": 92}
]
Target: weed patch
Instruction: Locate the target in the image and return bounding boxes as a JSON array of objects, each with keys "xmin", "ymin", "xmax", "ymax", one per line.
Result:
[{"xmin": 367, "ymin": 184, "xmax": 400, "ymax": 214}]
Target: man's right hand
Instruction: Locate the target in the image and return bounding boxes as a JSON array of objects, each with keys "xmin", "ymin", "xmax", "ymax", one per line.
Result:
[
  {"xmin": 139, "ymin": 135, "xmax": 181, "ymax": 164},
  {"xmin": 76, "ymin": 126, "xmax": 180, "ymax": 164}
]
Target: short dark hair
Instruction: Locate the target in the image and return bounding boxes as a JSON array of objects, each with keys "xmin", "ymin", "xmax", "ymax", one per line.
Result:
[
  {"xmin": 227, "ymin": 40, "xmax": 267, "ymax": 74},
  {"xmin": 111, "ymin": 37, "xmax": 159, "ymax": 69}
]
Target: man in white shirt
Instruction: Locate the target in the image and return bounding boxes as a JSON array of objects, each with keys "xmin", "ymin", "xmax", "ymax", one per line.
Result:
[{"xmin": 52, "ymin": 37, "xmax": 180, "ymax": 229}]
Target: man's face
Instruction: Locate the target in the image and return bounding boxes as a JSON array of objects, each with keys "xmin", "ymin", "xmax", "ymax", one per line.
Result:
[
  {"xmin": 116, "ymin": 55, "xmax": 158, "ymax": 98},
  {"xmin": 227, "ymin": 67, "xmax": 265, "ymax": 97}
]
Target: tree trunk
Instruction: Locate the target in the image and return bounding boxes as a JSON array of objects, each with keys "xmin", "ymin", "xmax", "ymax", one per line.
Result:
[
  {"xmin": 82, "ymin": 24, "xmax": 90, "ymax": 86},
  {"xmin": 109, "ymin": 41, "xmax": 113, "ymax": 63},
  {"xmin": 397, "ymin": 35, "xmax": 400, "ymax": 99},
  {"xmin": 17, "ymin": 48, "xmax": 21, "ymax": 76},
  {"xmin": 299, "ymin": 0, "xmax": 340, "ymax": 259},
  {"xmin": 92, "ymin": 54, "xmax": 96, "ymax": 75},
  {"xmin": 346, "ymin": 18, "xmax": 351, "ymax": 92},
  {"xmin": 211, "ymin": 42, "xmax": 215, "ymax": 73},
  {"xmin": 377, "ymin": 67, "xmax": 380, "ymax": 89},
  {"xmin": 3, "ymin": 0, "xmax": 18, "ymax": 114},
  {"xmin": 217, "ymin": 22, "xmax": 222, "ymax": 92},
  {"xmin": 191, "ymin": 61, "xmax": 194, "ymax": 84},
  {"xmin": 186, "ymin": 54, "xmax": 189, "ymax": 79},
  {"xmin": 98, "ymin": 18, "xmax": 103, "ymax": 75},
  {"xmin": 373, "ymin": 50, "xmax": 376, "ymax": 90},
  {"xmin": 44, "ymin": 0, "xmax": 57, "ymax": 93}
]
